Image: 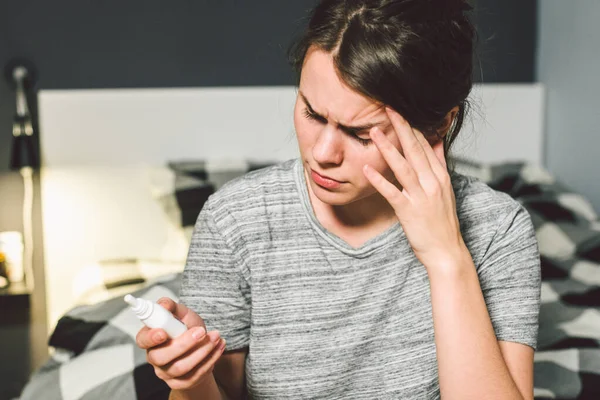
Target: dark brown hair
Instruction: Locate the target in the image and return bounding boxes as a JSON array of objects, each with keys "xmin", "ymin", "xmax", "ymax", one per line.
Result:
[{"xmin": 289, "ymin": 0, "xmax": 476, "ymax": 163}]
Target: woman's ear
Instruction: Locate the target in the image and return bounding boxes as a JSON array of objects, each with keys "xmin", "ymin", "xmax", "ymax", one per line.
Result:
[{"xmin": 437, "ymin": 106, "xmax": 460, "ymax": 138}]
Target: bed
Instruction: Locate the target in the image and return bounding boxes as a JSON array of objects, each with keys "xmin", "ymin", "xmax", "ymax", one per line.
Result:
[{"xmin": 16, "ymin": 84, "xmax": 600, "ymax": 399}]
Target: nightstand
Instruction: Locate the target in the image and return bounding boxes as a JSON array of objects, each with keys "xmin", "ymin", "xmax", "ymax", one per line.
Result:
[{"xmin": 0, "ymin": 281, "xmax": 32, "ymax": 400}]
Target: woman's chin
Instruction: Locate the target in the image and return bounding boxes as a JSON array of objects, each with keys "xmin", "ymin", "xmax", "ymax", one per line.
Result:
[{"xmin": 310, "ymin": 181, "xmax": 366, "ymax": 206}]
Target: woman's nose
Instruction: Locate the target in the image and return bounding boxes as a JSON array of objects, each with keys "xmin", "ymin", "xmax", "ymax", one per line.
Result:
[{"xmin": 313, "ymin": 125, "xmax": 343, "ymax": 165}]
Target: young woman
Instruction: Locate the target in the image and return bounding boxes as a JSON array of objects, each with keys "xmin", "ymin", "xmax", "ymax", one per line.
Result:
[{"xmin": 136, "ymin": 1, "xmax": 541, "ymax": 399}]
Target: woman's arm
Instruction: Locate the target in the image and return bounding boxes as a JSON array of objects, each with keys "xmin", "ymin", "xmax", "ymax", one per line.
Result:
[
  {"xmin": 169, "ymin": 375, "xmax": 224, "ymax": 400},
  {"xmin": 427, "ymin": 252, "xmax": 532, "ymax": 400},
  {"xmin": 363, "ymin": 108, "xmax": 537, "ymax": 399}
]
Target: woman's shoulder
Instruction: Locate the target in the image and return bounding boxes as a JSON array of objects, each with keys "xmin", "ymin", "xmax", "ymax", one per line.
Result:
[
  {"xmin": 204, "ymin": 158, "xmax": 300, "ymax": 214},
  {"xmin": 452, "ymin": 172, "xmax": 537, "ymax": 268},
  {"xmin": 452, "ymin": 172, "xmax": 525, "ymax": 230}
]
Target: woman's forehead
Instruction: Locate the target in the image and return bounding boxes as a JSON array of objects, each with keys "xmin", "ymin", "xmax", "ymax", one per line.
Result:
[{"xmin": 299, "ymin": 50, "xmax": 385, "ymax": 124}]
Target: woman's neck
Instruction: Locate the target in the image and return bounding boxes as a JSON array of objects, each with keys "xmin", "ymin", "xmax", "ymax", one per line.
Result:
[
  {"xmin": 304, "ymin": 171, "xmax": 398, "ymax": 233},
  {"xmin": 331, "ymin": 192, "xmax": 397, "ymax": 229}
]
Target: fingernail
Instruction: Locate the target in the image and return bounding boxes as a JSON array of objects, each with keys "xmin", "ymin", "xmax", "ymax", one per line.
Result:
[
  {"xmin": 154, "ymin": 332, "xmax": 165, "ymax": 342},
  {"xmin": 209, "ymin": 331, "xmax": 221, "ymax": 343},
  {"xmin": 192, "ymin": 327, "xmax": 206, "ymax": 341},
  {"xmin": 157, "ymin": 298, "xmax": 168, "ymax": 306},
  {"xmin": 219, "ymin": 339, "xmax": 226, "ymax": 350}
]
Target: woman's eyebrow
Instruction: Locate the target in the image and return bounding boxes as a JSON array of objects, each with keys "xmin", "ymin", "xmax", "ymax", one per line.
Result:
[{"xmin": 299, "ymin": 91, "xmax": 388, "ymax": 132}]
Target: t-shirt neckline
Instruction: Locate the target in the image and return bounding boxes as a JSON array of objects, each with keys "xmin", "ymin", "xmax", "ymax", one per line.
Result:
[{"xmin": 293, "ymin": 158, "xmax": 404, "ymax": 258}]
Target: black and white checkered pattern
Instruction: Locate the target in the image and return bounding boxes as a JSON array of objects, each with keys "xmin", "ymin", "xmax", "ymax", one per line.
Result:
[
  {"xmin": 19, "ymin": 274, "xmax": 182, "ymax": 400},
  {"xmin": 453, "ymin": 160, "xmax": 600, "ymax": 399},
  {"xmin": 19, "ymin": 159, "xmax": 600, "ymax": 399},
  {"xmin": 155, "ymin": 160, "xmax": 276, "ymax": 228}
]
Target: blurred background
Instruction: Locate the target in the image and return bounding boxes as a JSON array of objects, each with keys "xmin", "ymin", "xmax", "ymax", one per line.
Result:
[{"xmin": 1, "ymin": 1, "xmax": 599, "ymax": 399}]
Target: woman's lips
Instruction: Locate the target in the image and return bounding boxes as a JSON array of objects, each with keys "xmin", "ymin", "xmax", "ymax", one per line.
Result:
[{"xmin": 310, "ymin": 168, "xmax": 343, "ymax": 189}]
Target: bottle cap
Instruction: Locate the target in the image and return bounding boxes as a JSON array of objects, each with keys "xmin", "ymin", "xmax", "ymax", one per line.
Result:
[{"xmin": 124, "ymin": 294, "xmax": 151, "ymax": 319}]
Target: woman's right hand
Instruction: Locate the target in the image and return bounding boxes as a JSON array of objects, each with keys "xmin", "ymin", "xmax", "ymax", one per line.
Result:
[{"xmin": 135, "ymin": 298, "xmax": 227, "ymax": 391}]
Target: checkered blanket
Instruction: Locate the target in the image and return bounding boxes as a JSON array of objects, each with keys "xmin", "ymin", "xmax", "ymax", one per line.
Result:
[
  {"xmin": 454, "ymin": 160, "xmax": 600, "ymax": 399},
  {"xmin": 19, "ymin": 274, "xmax": 182, "ymax": 400},
  {"xmin": 152, "ymin": 160, "xmax": 276, "ymax": 229},
  {"xmin": 18, "ymin": 159, "xmax": 600, "ymax": 400}
]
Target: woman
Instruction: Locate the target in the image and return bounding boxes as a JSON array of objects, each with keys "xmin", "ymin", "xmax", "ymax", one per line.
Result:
[{"xmin": 136, "ymin": 0, "xmax": 541, "ymax": 398}]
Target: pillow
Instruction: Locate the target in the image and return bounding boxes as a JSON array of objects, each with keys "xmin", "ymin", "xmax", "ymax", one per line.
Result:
[{"xmin": 151, "ymin": 159, "xmax": 277, "ymax": 229}]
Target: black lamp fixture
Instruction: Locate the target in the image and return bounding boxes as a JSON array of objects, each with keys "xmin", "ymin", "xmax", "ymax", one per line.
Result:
[
  {"xmin": 4, "ymin": 59, "xmax": 40, "ymax": 170},
  {"xmin": 2, "ymin": 59, "xmax": 39, "ymax": 292}
]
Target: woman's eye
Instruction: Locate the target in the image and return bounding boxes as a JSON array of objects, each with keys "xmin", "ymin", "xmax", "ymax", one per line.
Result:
[
  {"xmin": 303, "ymin": 109, "xmax": 325, "ymax": 124},
  {"xmin": 355, "ymin": 136, "xmax": 372, "ymax": 146},
  {"xmin": 348, "ymin": 129, "xmax": 372, "ymax": 146},
  {"xmin": 303, "ymin": 108, "xmax": 372, "ymax": 146}
]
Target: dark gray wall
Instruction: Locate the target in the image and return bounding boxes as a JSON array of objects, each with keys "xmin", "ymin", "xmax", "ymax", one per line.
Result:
[
  {"xmin": 0, "ymin": 0, "xmax": 308, "ymax": 170},
  {"xmin": 0, "ymin": 0, "xmax": 538, "ymax": 172},
  {"xmin": 473, "ymin": 0, "xmax": 538, "ymax": 83}
]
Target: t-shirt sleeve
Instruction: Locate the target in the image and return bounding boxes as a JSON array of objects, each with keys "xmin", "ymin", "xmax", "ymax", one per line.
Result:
[
  {"xmin": 178, "ymin": 202, "xmax": 251, "ymax": 350},
  {"xmin": 477, "ymin": 204, "xmax": 541, "ymax": 350}
]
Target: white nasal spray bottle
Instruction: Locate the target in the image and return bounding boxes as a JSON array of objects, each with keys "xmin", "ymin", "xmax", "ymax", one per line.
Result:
[{"xmin": 124, "ymin": 294, "xmax": 188, "ymax": 339}]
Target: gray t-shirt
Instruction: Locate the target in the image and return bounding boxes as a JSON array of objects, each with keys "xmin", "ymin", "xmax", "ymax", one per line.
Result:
[{"xmin": 179, "ymin": 158, "xmax": 541, "ymax": 399}]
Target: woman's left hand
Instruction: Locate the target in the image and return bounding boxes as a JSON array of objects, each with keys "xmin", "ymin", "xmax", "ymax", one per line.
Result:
[{"xmin": 363, "ymin": 107, "xmax": 467, "ymax": 272}]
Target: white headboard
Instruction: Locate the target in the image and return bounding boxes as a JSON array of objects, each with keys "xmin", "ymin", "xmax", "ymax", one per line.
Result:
[
  {"xmin": 37, "ymin": 83, "xmax": 545, "ymax": 332},
  {"xmin": 39, "ymin": 83, "xmax": 545, "ymax": 167}
]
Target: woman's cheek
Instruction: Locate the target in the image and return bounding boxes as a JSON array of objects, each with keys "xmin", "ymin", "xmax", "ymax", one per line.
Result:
[{"xmin": 368, "ymin": 151, "xmax": 396, "ymax": 182}]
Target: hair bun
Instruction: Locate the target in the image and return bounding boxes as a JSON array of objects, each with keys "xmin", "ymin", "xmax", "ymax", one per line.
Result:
[
  {"xmin": 424, "ymin": 0, "xmax": 473, "ymax": 18},
  {"xmin": 382, "ymin": 0, "xmax": 472, "ymax": 22},
  {"xmin": 445, "ymin": 0, "xmax": 473, "ymax": 14}
]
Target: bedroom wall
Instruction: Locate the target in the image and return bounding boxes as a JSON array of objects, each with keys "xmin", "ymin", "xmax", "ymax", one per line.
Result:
[
  {"xmin": 0, "ymin": 0, "xmax": 538, "ymax": 395},
  {"xmin": 537, "ymin": 0, "xmax": 600, "ymax": 212},
  {"xmin": 0, "ymin": 0, "xmax": 538, "ymax": 173}
]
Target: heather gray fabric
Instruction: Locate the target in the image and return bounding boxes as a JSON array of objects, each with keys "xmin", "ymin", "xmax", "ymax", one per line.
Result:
[{"xmin": 180, "ymin": 158, "xmax": 541, "ymax": 399}]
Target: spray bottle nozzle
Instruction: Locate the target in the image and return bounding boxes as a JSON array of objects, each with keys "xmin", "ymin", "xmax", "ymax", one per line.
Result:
[
  {"xmin": 124, "ymin": 294, "xmax": 150, "ymax": 317},
  {"xmin": 124, "ymin": 293, "xmax": 188, "ymax": 339},
  {"xmin": 124, "ymin": 294, "xmax": 137, "ymax": 307}
]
